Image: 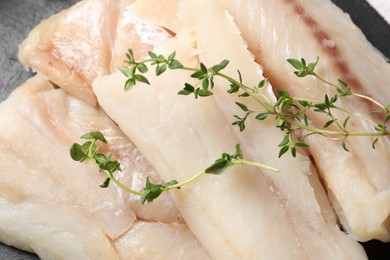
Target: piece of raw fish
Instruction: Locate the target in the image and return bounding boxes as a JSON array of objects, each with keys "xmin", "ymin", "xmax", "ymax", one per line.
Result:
[
  {"xmin": 0, "ymin": 196, "xmax": 207, "ymax": 260},
  {"xmin": 18, "ymin": 0, "xmax": 170, "ymax": 105},
  {"xmin": 217, "ymin": 0, "xmax": 390, "ymax": 242},
  {"xmin": 93, "ymin": 3, "xmax": 366, "ymax": 257},
  {"xmin": 0, "ymin": 76, "xmax": 187, "ymax": 256},
  {"xmin": 115, "ymin": 221, "xmax": 210, "ymax": 260},
  {"xmin": 180, "ymin": 0, "xmax": 367, "ymax": 258},
  {"xmin": 0, "ymin": 198, "xmax": 119, "ymax": 259}
]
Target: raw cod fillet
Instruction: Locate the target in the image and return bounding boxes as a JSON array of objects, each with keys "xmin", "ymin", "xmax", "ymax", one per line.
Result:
[
  {"xmin": 93, "ymin": 1, "xmax": 366, "ymax": 258},
  {"xmin": 18, "ymin": 0, "xmax": 170, "ymax": 105},
  {"xmin": 216, "ymin": 0, "xmax": 390, "ymax": 242},
  {"xmin": 0, "ymin": 76, "xmax": 208, "ymax": 259}
]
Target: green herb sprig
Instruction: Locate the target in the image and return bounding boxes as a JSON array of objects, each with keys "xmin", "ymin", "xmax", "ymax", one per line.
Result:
[
  {"xmin": 119, "ymin": 50, "xmax": 389, "ymax": 156},
  {"xmin": 70, "ymin": 132, "xmax": 278, "ymax": 204}
]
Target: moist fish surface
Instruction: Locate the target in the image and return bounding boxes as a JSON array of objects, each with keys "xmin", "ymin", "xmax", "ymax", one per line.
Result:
[
  {"xmin": 18, "ymin": 0, "xmax": 170, "ymax": 105},
  {"xmin": 93, "ymin": 1, "xmax": 367, "ymax": 258},
  {"xmin": 217, "ymin": 0, "xmax": 390, "ymax": 242},
  {"xmin": 0, "ymin": 75, "xmax": 208, "ymax": 259}
]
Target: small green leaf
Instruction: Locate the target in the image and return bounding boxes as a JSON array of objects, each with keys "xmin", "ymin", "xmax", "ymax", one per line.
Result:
[
  {"xmin": 137, "ymin": 63, "xmax": 148, "ymax": 73},
  {"xmin": 323, "ymin": 119, "xmax": 335, "ymax": 128},
  {"xmin": 100, "ymin": 177, "xmax": 111, "ymax": 188},
  {"xmin": 148, "ymin": 51, "xmax": 157, "ymax": 59},
  {"xmin": 156, "ymin": 64, "xmax": 167, "ymax": 76},
  {"xmin": 168, "ymin": 60, "xmax": 183, "ymax": 69},
  {"xmin": 255, "ymin": 113, "xmax": 268, "ymax": 120},
  {"xmin": 228, "ymin": 83, "xmax": 240, "ymax": 94},
  {"xmin": 125, "ymin": 49, "xmax": 135, "ymax": 63},
  {"xmin": 167, "ymin": 51, "xmax": 176, "ymax": 61},
  {"xmin": 337, "ymin": 79, "xmax": 351, "ymax": 96},
  {"xmin": 232, "ymin": 116, "xmax": 246, "ymax": 132},
  {"xmin": 237, "ymin": 70, "xmax": 243, "ymax": 84},
  {"xmin": 342, "ymin": 140, "xmax": 349, "ymax": 152},
  {"xmin": 197, "ymin": 89, "xmax": 213, "ymax": 97},
  {"xmin": 235, "ymin": 102, "xmax": 249, "ymax": 112},
  {"xmin": 278, "ymin": 135, "xmax": 290, "ymax": 147},
  {"xmin": 294, "ymin": 142, "xmax": 310, "ymax": 148},
  {"xmin": 124, "ymin": 78, "xmax": 136, "ymax": 91},
  {"xmin": 343, "ymin": 116, "xmax": 350, "ymax": 128},
  {"xmin": 163, "ymin": 179, "xmax": 179, "ymax": 188},
  {"xmin": 233, "ymin": 144, "xmax": 243, "ymax": 159},
  {"xmin": 314, "ymin": 103, "xmax": 328, "ymax": 111},
  {"xmin": 303, "ymin": 114, "xmax": 309, "ymax": 126},
  {"xmin": 291, "ymin": 147, "xmax": 297, "ymax": 157},
  {"xmin": 384, "ymin": 114, "xmax": 390, "ymax": 124},
  {"xmin": 239, "ymin": 92, "xmax": 250, "ymax": 97},
  {"xmin": 211, "ymin": 60, "xmax": 229, "ymax": 73},
  {"xmin": 141, "ymin": 177, "xmax": 163, "ymax": 204},
  {"xmin": 278, "ymin": 146, "xmax": 289, "ymax": 158},
  {"xmin": 178, "ymin": 83, "xmax": 195, "ymax": 95},
  {"xmin": 202, "ymin": 78, "xmax": 209, "ymax": 91},
  {"xmin": 372, "ymin": 137, "xmax": 379, "ymax": 149},
  {"xmin": 298, "ymin": 100, "xmax": 310, "ymax": 107},
  {"xmin": 205, "ymin": 158, "xmax": 230, "ymax": 175},
  {"xmin": 287, "ymin": 58, "xmax": 303, "ymax": 70},
  {"xmin": 70, "ymin": 143, "xmax": 87, "ymax": 161},
  {"xmin": 258, "ymin": 78, "xmax": 268, "ymax": 89},
  {"xmin": 191, "ymin": 70, "xmax": 204, "ymax": 79},
  {"xmin": 118, "ymin": 66, "xmax": 133, "ymax": 77},
  {"xmin": 134, "ymin": 74, "xmax": 150, "ymax": 85},
  {"xmin": 306, "ymin": 57, "xmax": 319, "ymax": 73},
  {"xmin": 81, "ymin": 131, "xmax": 107, "ymax": 143},
  {"xmin": 200, "ymin": 63, "xmax": 208, "ymax": 74}
]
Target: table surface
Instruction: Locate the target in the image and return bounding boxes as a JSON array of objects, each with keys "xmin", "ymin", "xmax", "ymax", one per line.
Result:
[{"xmin": 0, "ymin": 0, "xmax": 389, "ymax": 259}]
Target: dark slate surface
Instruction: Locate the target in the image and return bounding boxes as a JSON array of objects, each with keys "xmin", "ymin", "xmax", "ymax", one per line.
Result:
[{"xmin": 0, "ymin": 0, "xmax": 389, "ymax": 259}]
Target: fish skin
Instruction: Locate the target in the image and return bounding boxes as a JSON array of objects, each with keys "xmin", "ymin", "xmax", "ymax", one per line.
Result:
[{"xmin": 217, "ymin": 0, "xmax": 390, "ymax": 242}]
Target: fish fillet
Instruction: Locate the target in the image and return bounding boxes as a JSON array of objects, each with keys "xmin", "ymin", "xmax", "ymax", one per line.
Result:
[
  {"xmin": 180, "ymin": 0, "xmax": 367, "ymax": 257},
  {"xmin": 115, "ymin": 221, "xmax": 210, "ymax": 260},
  {"xmin": 217, "ymin": 0, "xmax": 390, "ymax": 242},
  {"xmin": 93, "ymin": 2, "xmax": 367, "ymax": 257},
  {"xmin": 0, "ymin": 75, "xmax": 210, "ymax": 258},
  {"xmin": 18, "ymin": 0, "xmax": 170, "ymax": 105}
]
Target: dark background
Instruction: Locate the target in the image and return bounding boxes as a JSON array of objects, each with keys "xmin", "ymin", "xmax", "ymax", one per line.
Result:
[{"xmin": 0, "ymin": 0, "xmax": 389, "ymax": 259}]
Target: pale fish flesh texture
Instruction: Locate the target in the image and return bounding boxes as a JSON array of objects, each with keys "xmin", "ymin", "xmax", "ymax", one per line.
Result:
[
  {"xmin": 217, "ymin": 0, "xmax": 390, "ymax": 242},
  {"xmin": 93, "ymin": 8, "xmax": 366, "ymax": 258},
  {"xmin": 179, "ymin": 0, "xmax": 367, "ymax": 258},
  {"xmin": 0, "ymin": 76, "xmax": 209, "ymax": 258},
  {"xmin": 18, "ymin": 0, "xmax": 170, "ymax": 105},
  {"xmin": 115, "ymin": 221, "xmax": 210, "ymax": 260}
]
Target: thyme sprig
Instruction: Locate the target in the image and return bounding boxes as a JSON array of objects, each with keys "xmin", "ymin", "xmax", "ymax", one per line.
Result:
[
  {"xmin": 70, "ymin": 132, "xmax": 278, "ymax": 204},
  {"xmin": 119, "ymin": 50, "xmax": 389, "ymax": 156}
]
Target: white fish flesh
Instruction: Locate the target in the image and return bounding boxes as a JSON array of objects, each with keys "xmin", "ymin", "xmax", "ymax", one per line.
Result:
[
  {"xmin": 0, "ymin": 75, "xmax": 208, "ymax": 258},
  {"xmin": 93, "ymin": 1, "xmax": 367, "ymax": 258},
  {"xmin": 217, "ymin": 0, "xmax": 390, "ymax": 242},
  {"xmin": 18, "ymin": 0, "xmax": 170, "ymax": 105}
]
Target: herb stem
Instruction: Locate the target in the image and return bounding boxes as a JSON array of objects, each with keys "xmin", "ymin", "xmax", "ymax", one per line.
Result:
[
  {"xmin": 233, "ymin": 159, "xmax": 279, "ymax": 172},
  {"xmin": 106, "ymin": 172, "xmax": 143, "ymax": 196},
  {"xmin": 315, "ymin": 74, "xmax": 339, "ymax": 89},
  {"xmin": 352, "ymin": 93, "xmax": 388, "ymax": 112},
  {"xmin": 332, "ymin": 105, "xmax": 379, "ymax": 127},
  {"xmin": 216, "ymin": 72, "xmax": 274, "ymax": 112},
  {"xmin": 163, "ymin": 170, "xmax": 206, "ymax": 190}
]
